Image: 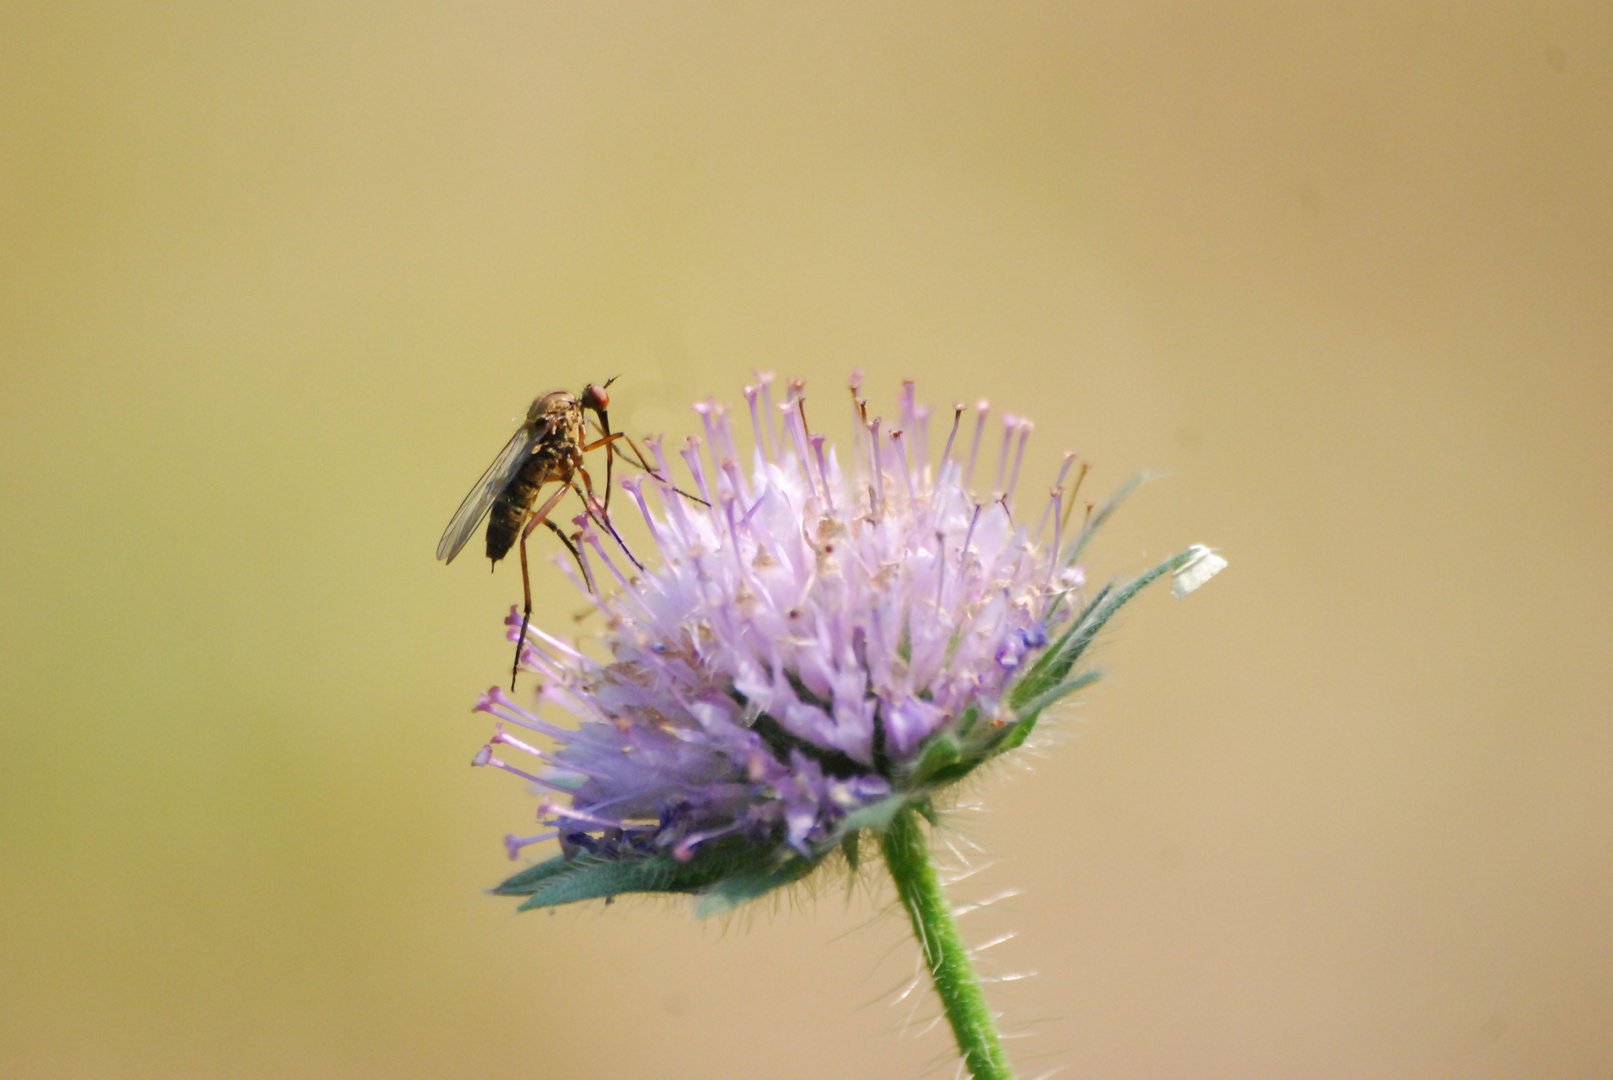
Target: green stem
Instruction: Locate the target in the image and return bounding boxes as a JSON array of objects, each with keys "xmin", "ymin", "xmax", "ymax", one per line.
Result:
[{"xmin": 880, "ymin": 807, "xmax": 1014, "ymax": 1080}]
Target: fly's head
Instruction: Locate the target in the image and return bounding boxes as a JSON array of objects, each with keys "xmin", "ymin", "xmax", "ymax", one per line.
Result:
[{"xmin": 581, "ymin": 376, "xmax": 616, "ymax": 438}]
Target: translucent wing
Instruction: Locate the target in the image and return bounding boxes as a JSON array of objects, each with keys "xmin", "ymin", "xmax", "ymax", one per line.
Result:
[{"xmin": 437, "ymin": 421, "xmax": 540, "ymax": 563}]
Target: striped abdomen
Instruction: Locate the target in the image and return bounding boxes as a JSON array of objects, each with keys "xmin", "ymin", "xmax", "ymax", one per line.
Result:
[{"xmin": 485, "ymin": 445, "xmax": 573, "ymax": 562}]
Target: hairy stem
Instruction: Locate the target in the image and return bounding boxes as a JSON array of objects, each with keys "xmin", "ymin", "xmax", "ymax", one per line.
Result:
[{"xmin": 880, "ymin": 807, "xmax": 1013, "ymax": 1080}]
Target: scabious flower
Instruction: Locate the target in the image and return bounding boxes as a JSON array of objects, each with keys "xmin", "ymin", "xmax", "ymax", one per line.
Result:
[{"xmin": 470, "ymin": 374, "xmax": 1224, "ymax": 917}]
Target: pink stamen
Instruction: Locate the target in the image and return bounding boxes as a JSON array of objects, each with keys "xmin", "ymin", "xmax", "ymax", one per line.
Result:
[
  {"xmin": 714, "ymin": 402, "xmax": 743, "ymax": 471},
  {"xmin": 737, "ymin": 486, "xmax": 769, "ymax": 531},
  {"xmin": 1047, "ymin": 487, "xmax": 1065, "ymax": 584},
  {"xmin": 541, "ymin": 805, "xmax": 625, "ymax": 829},
  {"xmin": 960, "ymin": 502, "xmax": 983, "ymax": 565},
  {"xmin": 534, "ymin": 682, "xmax": 597, "ymax": 722},
  {"xmin": 475, "ymin": 688, "xmax": 569, "ymax": 739},
  {"xmin": 621, "ymin": 475, "xmax": 665, "ymax": 549},
  {"xmin": 490, "ymin": 723, "xmax": 549, "ymax": 761},
  {"xmin": 782, "ymin": 399, "xmax": 818, "ymax": 506},
  {"xmin": 693, "ymin": 400, "xmax": 727, "ymax": 500},
  {"xmin": 516, "ymin": 642, "xmax": 565, "ymax": 684},
  {"xmin": 583, "ymin": 528, "xmax": 648, "ymax": 610},
  {"xmin": 513, "ymin": 638, "xmax": 566, "ymax": 684},
  {"xmin": 504, "ymin": 831, "xmax": 558, "ymax": 860},
  {"xmin": 721, "ymin": 494, "xmax": 756, "ymax": 592},
  {"xmin": 720, "ymin": 459, "xmax": 751, "ymax": 515},
  {"xmin": 673, "ymin": 821, "xmax": 744, "ymax": 862},
  {"xmin": 521, "ymin": 618, "xmax": 593, "ymax": 667},
  {"xmin": 867, "ymin": 416, "xmax": 886, "ymax": 517},
  {"xmin": 1004, "ymin": 420, "xmax": 1032, "ymax": 506},
  {"xmin": 647, "ymin": 435, "xmax": 696, "ymax": 548},
  {"xmin": 993, "ymin": 415, "xmax": 1018, "ymax": 498},
  {"xmin": 680, "ymin": 437, "xmax": 713, "ymax": 507},
  {"xmin": 939, "ymin": 403, "xmax": 965, "ymax": 475},
  {"xmin": 744, "ymin": 383, "xmax": 765, "ymax": 461},
  {"xmin": 964, "ymin": 400, "xmax": 990, "ymax": 492},
  {"xmin": 791, "ymin": 379, "xmax": 809, "ymax": 431},
  {"xmin": 566, "ymin": 513, "xmax": 599, "ymax": 594},
  {"xmin": 756, "ymin": 372, "xmax": 779, "ymax": 461},
  {"xmin": 810, "ymin": 434, "xmax": 836, "ymax": 516},
  {"xmin": 473, "ymin": 684, "xmax": 519, "ymax": 714},
  {"xmin": 891, "ymin": 429, "xmax": 916, "ymax": 502},
  {"xmin": 645, "ymin": 432, "xmax": 672, "ymax": 477},
  {"xmin": 914, "ymin": 405, "xmax": 932, "ymax": 485},
  {"xmin": 473, "ymin": 749, "xmax": 572, "ymax": 793},
  {"xmin": 951, "ymin": 503, "xmax": 983, "ymax": 607},
  {"xmin": 579, "ymin": 489, "xmax": 642, "ymax": 574},
  {"xmin": 846, "ymin": 385, "xmax": 865, "ymax": 482},
  {"xmin": 1035, "ymin": 452, "xmax": 1080, "ymax": 539}
]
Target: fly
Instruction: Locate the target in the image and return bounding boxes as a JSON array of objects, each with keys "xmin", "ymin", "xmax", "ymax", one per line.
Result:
[{"xmin": 437, "ymin": 379, "xmax": 644, "ymax": 688}]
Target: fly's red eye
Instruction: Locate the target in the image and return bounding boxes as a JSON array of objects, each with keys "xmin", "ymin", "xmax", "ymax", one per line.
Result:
[{"xmin": 582, "ymin": 384, "xmax": 610, "ymax": 411}]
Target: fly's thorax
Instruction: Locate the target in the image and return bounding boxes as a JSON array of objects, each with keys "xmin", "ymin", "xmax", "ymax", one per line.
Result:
[{"xmin": 527, "ymin": 390, "xmax": 579, "ymax": 425}]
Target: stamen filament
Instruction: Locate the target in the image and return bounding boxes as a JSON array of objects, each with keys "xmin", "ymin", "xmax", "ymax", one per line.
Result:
[
  {"xmin": 1004, "ymin": 420, "xmax": 1032, "ymax": 507},
  {"xmin": 963, "ymin": 400, "xmax": 989, "ymax": 493},
  {"xmin": 993, "ymin": 415, "xmax": 1017, "ymax": 498},
  {"xmin": 938, "ymin": 403, "xmax": 964, "ymax": 474},
  {"xmin": 756, "ymin": 372, "xmax": 779, "ymax": 461}
]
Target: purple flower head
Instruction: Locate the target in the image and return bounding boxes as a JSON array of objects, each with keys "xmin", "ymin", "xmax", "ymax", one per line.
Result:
[{"xmin": 472, "ymin": 376, "xmax": 1223, "ymax": 914}]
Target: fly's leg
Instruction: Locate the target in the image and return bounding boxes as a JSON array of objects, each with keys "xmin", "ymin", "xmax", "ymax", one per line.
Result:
[
  {"xmin": 602, "ymin": 408, "xmax": 614, "ymax": 516},
  {"xmin": 513, "ymin": 534, "xmax": 531, "ymax": 691},
  {"xmin": 579, "ymin": 430, "xmax": 624, "ymax": 514},
  {"xmin": 616, "ymin": 431, "xmax": 709, "ymax": 507},
  {"xmin": 572, "ymin": 459, "xmax": 644, "ymax": 571},
  {"xmin": 539, "ymin": 518, "xmax": 588, "ymax": 585},
  {"xmin": 581, "ymin": 429, "xmax": 710, "ymax": 508},
  {"xmin": 510, "ymin": 484, "xmax": 572, "ymax": 690},
  {"xmin": 600, "ymin": 430, "xmax": 657, "ymax": 473}
]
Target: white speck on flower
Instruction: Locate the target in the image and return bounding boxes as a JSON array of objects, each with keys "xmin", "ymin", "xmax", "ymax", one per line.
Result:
[{"xmin": 1171, "ymin": 544, "xmax": 1228, "ymax": 598}]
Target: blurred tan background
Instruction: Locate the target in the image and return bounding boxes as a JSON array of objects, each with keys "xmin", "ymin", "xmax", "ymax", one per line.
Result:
[{"xmin": 3, "ymin": 3, "xmax": 1611, "ymax": 1078}]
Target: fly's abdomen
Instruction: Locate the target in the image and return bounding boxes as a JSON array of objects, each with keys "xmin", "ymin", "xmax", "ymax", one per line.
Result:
[{"xmin": 486, "ymin": 449, "xmax": 567, "ymax": 562}]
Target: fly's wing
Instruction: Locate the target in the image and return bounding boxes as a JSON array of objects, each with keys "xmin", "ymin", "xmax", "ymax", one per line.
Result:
[{"xmin": 437, "ymin": 422, "xmax": 539, "ymax": 563}]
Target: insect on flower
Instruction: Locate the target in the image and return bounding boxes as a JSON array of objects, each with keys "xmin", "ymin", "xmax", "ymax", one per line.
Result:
[
  {"xmin": 471, "ymin": 373, "xmax": 1226, "ymax": 913},
  {"xmin": 437, "ymin": 379, "xmax": 656, "ymax": 688}
]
